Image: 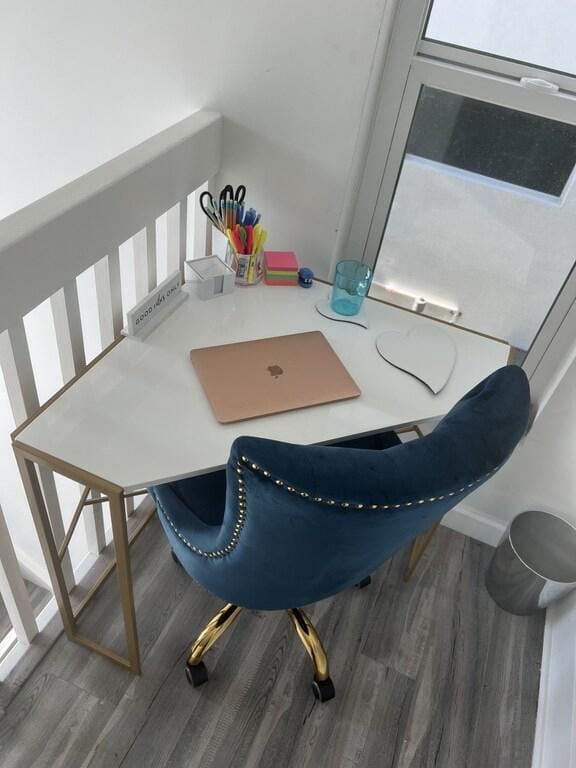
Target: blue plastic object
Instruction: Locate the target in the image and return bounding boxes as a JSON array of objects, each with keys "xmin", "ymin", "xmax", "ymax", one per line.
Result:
[{"xmin": 298, "ymin": 267, "xmax": 314, "ymax": 288}]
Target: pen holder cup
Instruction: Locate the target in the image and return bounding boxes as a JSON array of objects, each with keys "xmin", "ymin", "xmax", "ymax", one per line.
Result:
[
  {"xmin": 330, "ymin": 260, "xmax": 372, "ymax": 316},
  {"xmin": 227, "ymin": 242, "xmax": 264, "ymax": 286}
]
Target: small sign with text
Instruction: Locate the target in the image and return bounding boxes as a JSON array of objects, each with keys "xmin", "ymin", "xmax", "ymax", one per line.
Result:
[{"xmin": 125, "ymin": 270, "xmax": 185, "ymax": 337}]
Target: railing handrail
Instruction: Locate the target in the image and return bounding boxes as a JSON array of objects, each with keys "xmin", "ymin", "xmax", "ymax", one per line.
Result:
[{"xmin": 0, "ymin": 109, "xmax": 222, "ymax": 334}]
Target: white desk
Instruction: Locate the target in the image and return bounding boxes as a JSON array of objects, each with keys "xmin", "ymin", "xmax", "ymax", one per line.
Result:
[
  {"xmin": 17, "ymin": 282, "xmax": 509, "ymax": 490},
  {"xmin": 13, "ymin": 281, "xmax": 510, "ymax": 672}
]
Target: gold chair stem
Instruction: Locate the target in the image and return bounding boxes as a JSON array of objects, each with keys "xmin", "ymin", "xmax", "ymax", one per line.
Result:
[
  {"xmin": 287, "ymin": 608, "xmax": 329, "ymax": 682},
  {"xmin": 187, "ymin": 603, "xmax": 241, "ymax": 666},
  {"xmin": 404, "ymin": 519, "xmax": 441, "ymax": 581}
]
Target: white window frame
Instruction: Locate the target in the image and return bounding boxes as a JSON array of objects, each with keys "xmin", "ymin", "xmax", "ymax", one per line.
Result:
[
  {"xmin": 419, "ymin": 42, "xmax": 576, "ymax": 98},
  {"xmin": 344, "ymin": 0, "xmax": 576, "ymax": 379}
]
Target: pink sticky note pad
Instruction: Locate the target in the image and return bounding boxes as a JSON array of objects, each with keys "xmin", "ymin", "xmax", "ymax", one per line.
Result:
[{"xmin": 264, "ymin": 251, "xmax": 298, "ymax": 271}]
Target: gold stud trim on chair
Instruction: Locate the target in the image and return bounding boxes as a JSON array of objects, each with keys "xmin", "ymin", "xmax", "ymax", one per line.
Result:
[
  {"xmin": 155, "ymin": 464, "xmax": 247, "ymax": 559},
  {"xmin": 155, "ymin": 454, "xmax": 500, "ymax": 561},
  {"xmin": 237, "ymin": 454, "xmax": 498, "ymax": 511}
]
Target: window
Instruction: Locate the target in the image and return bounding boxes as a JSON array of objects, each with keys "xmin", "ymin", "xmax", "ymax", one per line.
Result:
[
  {"xmin": 347, "ymin": 0, "xmax": 576, "ymax": 358},
  {"xmin": 407, "ymin": 87, "xmax": 576, "ymax": 197}
]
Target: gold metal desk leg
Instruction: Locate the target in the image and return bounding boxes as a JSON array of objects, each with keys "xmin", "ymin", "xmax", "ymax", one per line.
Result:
[
  {"xmin": 404, "ymin": 520, "xmax": 441, "ymax": 582},
  {"xmin": 14, "ymin": 446, "xmax": 143, "ymax": 673},
  {"xmin": 15, "ymin": 451, "xmax": 76, "ymax": 640},
  {"xmin": 109, "ymin": 490, "xmax": 141, "ymax": 674}
]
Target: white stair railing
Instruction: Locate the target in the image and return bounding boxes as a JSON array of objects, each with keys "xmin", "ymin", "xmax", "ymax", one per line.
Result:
[
  {"xmin": 0, "ymin": 110, "xmax": 221, "ymax": 660},
  {"xmin": 0, "ymin": 502, "xmax": 38, "ymax": 646}
]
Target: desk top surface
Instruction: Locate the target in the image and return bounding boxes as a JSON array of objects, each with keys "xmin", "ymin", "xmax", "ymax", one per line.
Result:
[{"xmin": 16, "ymin": 282, "xmax": 510, "ymax": 491}]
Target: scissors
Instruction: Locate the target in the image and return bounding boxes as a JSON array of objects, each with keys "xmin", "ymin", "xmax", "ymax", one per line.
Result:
[
  {"xmin": 199, "ymin": 191, "xmax": 225, "ymax": 231},
  {"xmin": 219, "ymin": 184, "xmax": 247, "ymax": 228},
  {"xmin": 219, "ymin": 184, "xmax": 246, "ymax": 206}
]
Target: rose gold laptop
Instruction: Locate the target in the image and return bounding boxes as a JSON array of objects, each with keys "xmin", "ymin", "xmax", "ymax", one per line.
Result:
[{"xmin": 190, "ymin": 331, "xmax": 361, "ymax": 423}]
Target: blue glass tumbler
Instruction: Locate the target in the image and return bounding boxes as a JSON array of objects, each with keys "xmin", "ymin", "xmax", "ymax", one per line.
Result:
[{"xmin": 330, "ymin": 260, "xmax": 372, "ymax": 316}]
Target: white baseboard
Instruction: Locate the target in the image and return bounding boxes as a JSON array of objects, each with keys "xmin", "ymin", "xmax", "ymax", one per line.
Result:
[
  {"xmin": 441, "ymin": 502, "xmax": 506, "ymax": 547},
  {"xmin": 531, "ymin": 591, "xmax": 576, "ymax": 768}
]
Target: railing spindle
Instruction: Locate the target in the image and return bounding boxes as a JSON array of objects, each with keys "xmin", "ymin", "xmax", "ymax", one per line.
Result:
[
  {"xmin": 192, "ymin": 181, "xmax": 212, "ymax": 260},
  {"xmin": 0, "ymin": 323, "xmax": 38, "ymax": 424},
  {"xmin": 93, "ymin": 255, "xmax": 115, "ymax": 348},
  {"xmin": 179, "ymin": 197, "xmax": 188, "ymax": 276},
  {"xmin": 51, "ymin": 283, "xmax": 108, "ymax": 556},
  {"xmin": 125, "ymin": 495, "xmax": 135, "ymax": 518},
  {"xmin": 0, "ymin": 501, "xmax": 38, "ymax": 644},
  {"xmin": 50, "ymin": 283, "xmax": 86, "ymax": 382},
  {"xmin": 83, "ymin": 490, "xmax": 107, "ymax": 555},
  {"xmin": 166, "ymin": 204, "xmax": 180, "ymax": 275},
  {"xmin": 131, "ymin": 222, "xmax": 162, "ymax": 300},
  {"xmin": 107, "ymin": 247, "xmax": 124, "ymax": 338},
  {"xmin": 132, "ymin": 229, "xmax": 149, "ymax": 303},
  {"xmin": 146, "ymin": 224, "xmax": 158, "ymax": 293},
  {"xmin": 2, "ymin": 321, "xmax": 75, "ymax": 589}
]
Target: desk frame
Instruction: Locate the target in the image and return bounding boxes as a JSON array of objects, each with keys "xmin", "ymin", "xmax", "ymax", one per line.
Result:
[
  {"xmin": 10, "ymin": 293, "xmax": 512, "ymax": 674},
  {"xmin": 13, "ymin": 441, "xmax": 150, "ymax": 674},
  {"xmin": 11, "ymin": 337, "xmax": 148, "ymax": 674}
]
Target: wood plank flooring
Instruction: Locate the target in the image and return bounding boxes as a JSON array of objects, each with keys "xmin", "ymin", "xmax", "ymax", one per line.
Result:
[{"xmin": 0, "ymin": 516, "xmax": 544, "ymax": 768}]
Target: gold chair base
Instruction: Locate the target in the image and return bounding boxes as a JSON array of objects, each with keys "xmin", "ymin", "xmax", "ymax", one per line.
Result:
[
  {"xmin": 185, "ymin": 602, "xmax": 334, "ymax": 700},
  {"xmin": 187, "ymin": 602, "xmax": 242, "ymax": 667},
  {"xmin": 287, "ymin": 607, "xmax": 330, "ymax": 682}
]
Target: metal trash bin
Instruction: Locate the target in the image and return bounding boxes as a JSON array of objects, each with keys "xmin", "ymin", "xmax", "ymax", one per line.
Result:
[{"xmin": 486, "ymin": 510, "xmax": 576, "ymax": 615}]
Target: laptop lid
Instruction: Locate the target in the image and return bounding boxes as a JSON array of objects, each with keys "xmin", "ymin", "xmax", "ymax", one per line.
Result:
[{"xmin": 190, "ymin": 331, "xmax": 361, "ymax": 423}]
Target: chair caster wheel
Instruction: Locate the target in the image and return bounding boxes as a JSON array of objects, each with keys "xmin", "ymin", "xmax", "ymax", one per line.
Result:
[
  {"xmin": 171, "ymin": 549, "xmax": 183, "ymax": 568},
  {"xmin": 356, "ymin": 576, "xmax": 371, "ymax": 589},
  {"xmin": 312, "ymin": 677, "xmax": 335, "ymax": 702},
  {"xmin": 185, "ymin": 661, "xmax": 208, "ymax": 687}
]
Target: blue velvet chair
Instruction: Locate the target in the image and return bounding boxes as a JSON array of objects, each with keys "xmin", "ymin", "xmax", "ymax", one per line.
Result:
[{"xmin": 149, "ymin": 365, "xmax": 530, "ymax": 701}]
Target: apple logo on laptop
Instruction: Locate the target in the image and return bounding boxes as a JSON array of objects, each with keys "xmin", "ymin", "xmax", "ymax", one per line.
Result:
[{"xmin": 267, "ymin": 364, "xmax": 284, "ymax": 379}]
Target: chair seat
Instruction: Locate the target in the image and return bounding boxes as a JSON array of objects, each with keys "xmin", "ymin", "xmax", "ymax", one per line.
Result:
[
  {"xmin": 332, "ymin": 430, "xmax": 401, "ymax": 451},
  {"xmin": 168, "ymin": 430, "xmax": 401, "ymax": 526},
  {"xmin": 169, "ymin": 470, "xmax": 227, "ymax": 526}
]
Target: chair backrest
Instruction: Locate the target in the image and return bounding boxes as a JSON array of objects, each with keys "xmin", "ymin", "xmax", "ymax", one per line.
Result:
[{"xmin": 213, "ymin": 365, "xmax": 530, "ymax": 609}]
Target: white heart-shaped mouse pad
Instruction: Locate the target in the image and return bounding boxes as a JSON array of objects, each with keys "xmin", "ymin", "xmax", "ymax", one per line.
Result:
[{"xmin": 375, "ymin": 325, "xmax": 457, "ymax": 394}]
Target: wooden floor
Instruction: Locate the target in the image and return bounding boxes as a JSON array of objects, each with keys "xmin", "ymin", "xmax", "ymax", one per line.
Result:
[
  {"xmin": 0, "ymin": 580, "xmax": 51, "ymax": 643},
  {"xmin": 0, "ymin": 516, "xmax": 544, "ymax": 768}
]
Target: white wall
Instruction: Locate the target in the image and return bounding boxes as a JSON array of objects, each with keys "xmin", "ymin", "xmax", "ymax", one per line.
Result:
[
  {"xmin": 469, "ymin": 352, "xmax": 576, "ymax": 531},
  {"xmin": 373, "ymin": 157, "xmax": 576, "ymax": 351},
  {"xmin": 0, "ymin": 0, "xmax": 389, "ymax": 277},
  {"xmin": 0, "ymin": 0, "xmax": 392, "ymax": 576}
]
